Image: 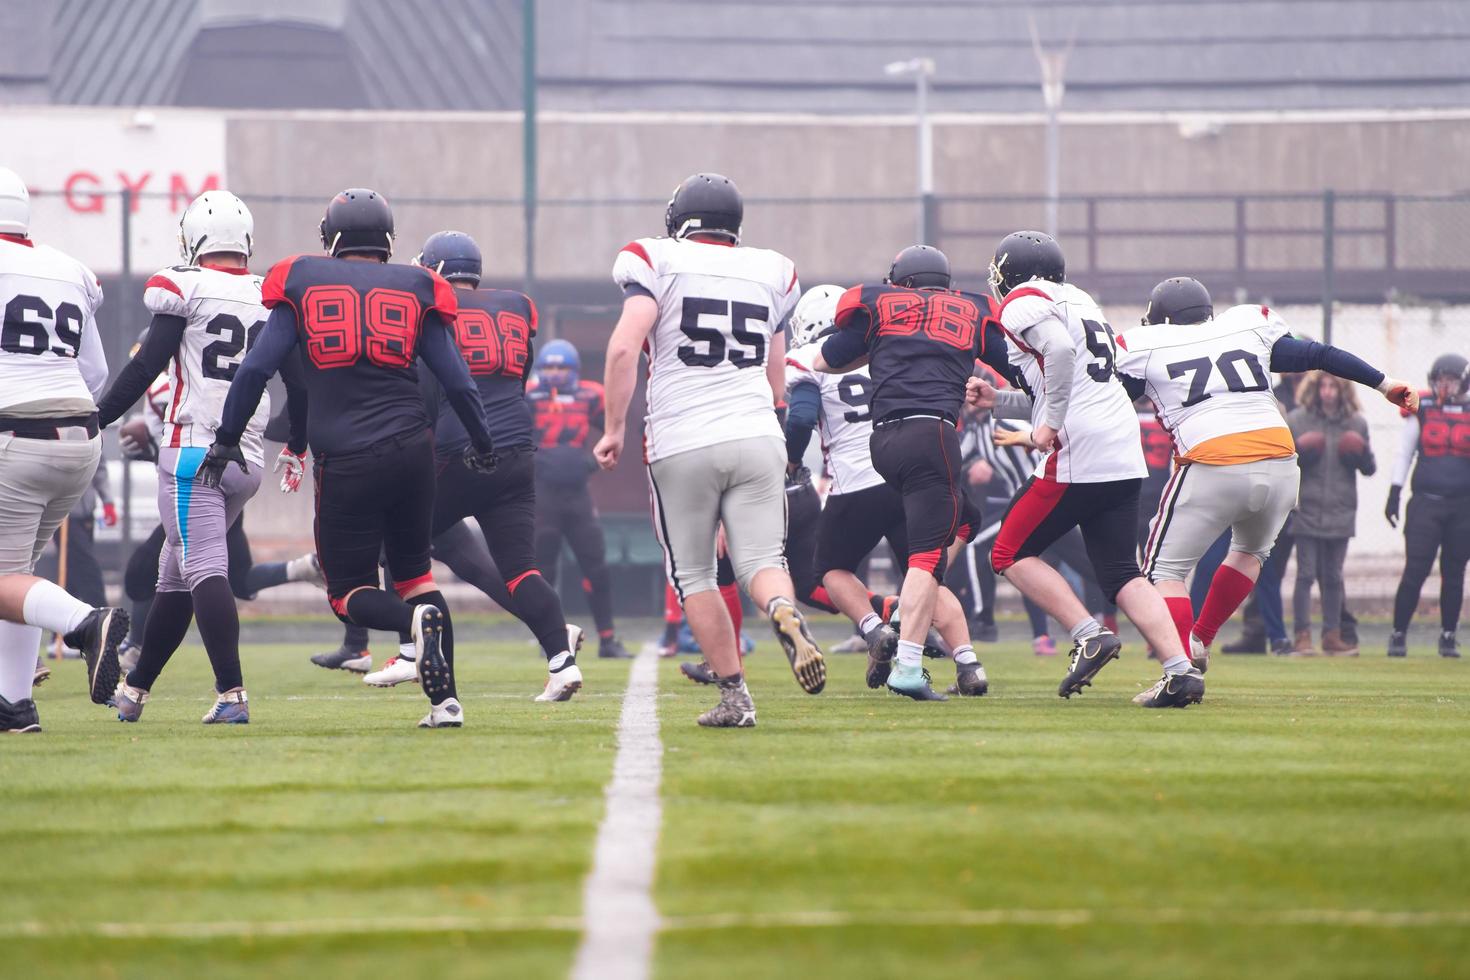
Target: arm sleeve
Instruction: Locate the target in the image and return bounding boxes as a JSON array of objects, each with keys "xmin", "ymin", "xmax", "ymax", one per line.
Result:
[
  {"xmin": 216, "ymin": 305, "xmax": 298, "ymax": 447},
  {"xmin": 278, "ymin": 351, "xmax": 309, "ymax": 455},
  {"xmin": 1392, "ymin": 414, "xmax": 1420, "ymax": 487},
  {"xmin": 993, "ymin": 389, "xmax": 1035, "ymax": 420},
  {"xmin": 96, "ymin": 313, "xmax": 185, "ymax": 427},
  {"xmin": 976, "ymin": 319, "xmax": 1014, "ymax": 384},
  {"xmin": 819, "ymin": 330, "xmax": 868, "ymax": 372},
  {"xmin": 419, "ymin": 309, "xmax": 493, "ymax": 453},
  {"xmin": 1019, "ymin": 316, "xmax": 1076, "ymax": 430},
  {"xmin": 1269, "ymin": 337, "xmax": 1385, "ymax": 389},
  {"xmin": 1118, "ymin": 372, "xmax": 1147, "ymax": 402},
  {"xmin": 784, "ymin": 381, "xmax": 821, "ymax": 465}
]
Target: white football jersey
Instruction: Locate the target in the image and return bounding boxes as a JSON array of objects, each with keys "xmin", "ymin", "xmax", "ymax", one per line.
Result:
[
  {"xmin": 997, "ymin": 280, "xmax": 1146, "ymax": 483},
  {"xmin": 0, "ymin": 239, "xmax": 107, "ymax": 416},
  {"xmin": 785, "ymin": 342, "xmax": 884, "ymax": 495},
  {"xmin": 144, "ymin": 265, "xmax": 271, "ymax": 466},
  {"xmin": 613, "ymin": 237, "xmax": 799, "ymax": 462},
  {"xmin": 1117, "ymin": 304, "xmax": 1294, "ymax": 465}
]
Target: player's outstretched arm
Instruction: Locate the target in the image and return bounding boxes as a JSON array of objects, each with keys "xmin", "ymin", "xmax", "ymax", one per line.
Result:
[
  {"xmin": 1269, "ymin": 337, "xmax": 1417, "ymax": 411},
  {"xmin": 96, "ymin": 314, "xmax": 185, "ymax": 427},
  {"xmin": 595, "ymin": 293, "xmax": 657, "ymax": 470},
  {"xmin": 420, "ymin": 310, "xmax": 493, "ymax": 454}
]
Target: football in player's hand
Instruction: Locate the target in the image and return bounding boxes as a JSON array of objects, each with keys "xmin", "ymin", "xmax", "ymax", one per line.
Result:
[
  {"xmin": 1296, "ymin": 431, "xmax": 1327, "ymax": 456},
  {"xmin": 118, "ymin": 417, "xmax": 156, "ymax": 461},
  {"xmin": 1337, "ymin": 430, "xmax": 1367, "ymax": 458}
]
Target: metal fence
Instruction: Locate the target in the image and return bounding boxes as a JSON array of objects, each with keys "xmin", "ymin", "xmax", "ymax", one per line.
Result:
[{"xmin": 26, "ymin": 187, "xmax": 1466, "ymax": 610}]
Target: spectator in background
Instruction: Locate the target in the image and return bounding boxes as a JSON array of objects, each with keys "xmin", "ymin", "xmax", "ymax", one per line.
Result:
[{"xmin": 1288, "ymin": 372, "xmax": 1374, "ymax": 656}]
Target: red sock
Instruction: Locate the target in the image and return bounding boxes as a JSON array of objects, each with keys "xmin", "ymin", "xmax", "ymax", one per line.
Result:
[
  {"xmin": 1164, "ymin": 596, "xmax": 1194, "ymax": 655},
  {"xmin": 1194, "ymin": 565, "xmax": 1256, "ymax": 647},
  {"xmin": 719, "ymin": 582, "xmax": 743, "ymax": 652},
  {"xmin": 663, "ymin": 584, "xmax": 682, "ymax": 623}
]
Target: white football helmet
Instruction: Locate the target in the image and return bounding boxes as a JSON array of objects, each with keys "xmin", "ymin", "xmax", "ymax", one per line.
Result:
[
  {"xmin": 0, "ymin": 167, "xmax": 30, "ymax": 237},
  {"xmin": 788, "ymin": 284, "xmax": 846, "ymax": 348},
  {"xmin": 179, "ymin": 191, "xmax": 254, "ymax": 264}
]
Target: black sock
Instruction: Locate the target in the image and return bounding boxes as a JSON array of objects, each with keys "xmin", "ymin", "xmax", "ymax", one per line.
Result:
[
  {"xmin": 128, "ymin": 595, "xmax": 152, "ymax": 645},
  {"xmin": 244, "ymin": 561, "xmax": 291, "ymax": 596},
  {"xmin": 868, "ymin": 594, "xmax": 889, "ymax": 618},
  {"xmin": 128, "ymin": 590, "xmax": 194, "ymax": 690},
  {"xmin": 342, "ymin": 622, "xmax": 370, "ymax": 652},
  {"xmin": 192, "ymin": 576, "xmax": 242, "ymax": 693},
  {"xmin": 507, "ymin": 572, "xmax": 572, "ymax": 661},
  {"xmin": 717, "ymin": 671, "xmax": 744, "ymax": 689},
  {"xmin": 344, "ymin": 588, "xmax": 415, "ymax": 634},
  {"xmin": 406, "ymin": 590, "xmax": 456, "ymax": 703}
]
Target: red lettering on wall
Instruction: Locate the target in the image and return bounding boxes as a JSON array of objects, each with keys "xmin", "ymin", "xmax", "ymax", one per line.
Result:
[
  {"xmin": 170, "ymin": 173, "xmax": 221, "ymax": 212},
  {"xmin": 116, "ymin": 171, "xmax": 152, "ymax": 210},
  {"xmin": 64, "ymin": 172, "xmax": 104, "ymax": 213}
]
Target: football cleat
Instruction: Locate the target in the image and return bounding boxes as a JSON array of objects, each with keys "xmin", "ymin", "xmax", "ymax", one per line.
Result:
[
  {"xmin": 970, "ymin": 620, "xmax": 1000, "ymax": 644},
  {"xmin": 1440, "ymin": 631, "xmax": 1462, "ymax": 659},
  {"xmin": 697, "ymin": 681, "xmax": 756, "ymax": 728},
  {"xmin": 886, "ymin": 663, "xmax": 948, "ymax": 701},
  {"xmin": 536, "ymin": 662, "xmax": 583, "ymax": 702},
  {"xmin": 287, "ymin": 552, "xmax": 326, "ymax": 589},
  {"xmin": 64, "ymin": 607, "xmax": 128, "ymax": 705},
  {"xmin": 949, "ymin": 660, "xmax": 989, "ymax": 697},
  {"xmin": 32, "ymin": 656, "xmax": 50, "ymax": 687},
  {"xmin": 598, "ymin": 635, "xmax": 633, "ymax": 659},
  {"xmin": 680, "ymin": 660, "xmax": 717, "ymax": 685},
  {"xmin": 412, "ymin": 605, "xmax": 454, "ymax": 704},
  {"xmin": 1058, "ymin": 630, "xmax": 1122, "ymax": 698},
  {"xmin": 657, "ymin": 621, "xmax": 680, "ymax": 658},
  {"xmin": 118, "ymin": 638, "xmax": 141, "ymax": 674},
  {"xmin": 863, "ymin": 625, "xmax": 898, "ymax": 689},
  {"xmin": 364, "ymin": 656, "xmax": 418, "ymax": 688},
  {"xmin": 201, "ymin": 688, "xmax": 249, "ymax": 724},
  {"xmin": 1188, "ymin": 633, "xmax": 1210, "ymax": 674},
  {"xmin": 0, "ymin": 695, "xmax": 41, "ymax": 733},
  {"xmin": 829, "ymin": 633, "xmax": 867, "ymax": 654},
  {"xmin": 114, "ymin": 681, "xmax": 149, "ymax": 723},
  {"xmin": 311, "ymin": 645, "xmax": 372, "ymax": 673},
  {"xmin": 1033, "ymin": 634, "xmax": 1057, "ymax": 657},
  {"xmin": 1132, "ymin": 669, "xmax": 1206, "ymax": 708},
  {"xmin": 1387, "ymin": 630, "xmax": 1407, "ymax": 658},
  {"xmin": 769, "ymin": 599, "xmax": 826, "ymax": 694},
  {"xmin": 418, "ymin": 697, "xmax": 464, "ymax": 728},
  {"xmin": 921, "ymin": 626, "xmax": 949, "ymax": 660}
]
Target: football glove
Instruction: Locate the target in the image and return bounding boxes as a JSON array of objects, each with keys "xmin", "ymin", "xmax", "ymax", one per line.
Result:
[
  {"xmin": 1385, "ymin": 485, "xmax": 1402, "ymax": 528},
  {"xmin": 785, "ymin": 465, "xmax": 813, "ymax": 490},
  {"xmin": 463, "ymin": 444, "xmax": 499, "ymax": 474},
  {"xmin": 274, "ymin": 447, "xmax": 307, "ymax": 494},
  {"xmin": 197, "ymin": 441, "xmax": 248, "ymax": 489}
]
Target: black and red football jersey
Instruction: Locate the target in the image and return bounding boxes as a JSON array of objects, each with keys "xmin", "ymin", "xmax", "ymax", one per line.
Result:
[
  {"xmin": 430, "ymin": 287, "xmax": 537, "ymax": 458},
  {"xmin": 1411, "ymin": 395, "xmax": 1470, "ymax": 496},
  {"xmin": 820, "ymin": 283, "xmax": 1007, "ymax": 422},
  {"xmin": 527, "ymin": 378, "xmax": 605, "ymax": 486}
]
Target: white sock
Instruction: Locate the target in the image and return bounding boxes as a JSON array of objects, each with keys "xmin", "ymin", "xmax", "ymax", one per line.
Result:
[
  {"xmin": 21, "ymin": 580, "xmax": 90, "ymax": 636},
  {"xmin": 1161, "ymin": 654, "xmax": 1192, "ymax": 675},
  {"xmin": 1070, "ymin": 618, "xmax": 1103, "ymax": 644},
  {"xmin": 397, "ymin": 641, "xmax": 416, "ymax": 661},
  {"xmin": 858, "ymin": 613, "xmax": 882, "ymax": 636},
  {"xmin": 896, "ymin": 640, "xmax": 924, "ymax": 668},
  {"xmin": 0, "ymin": 622, "xmax": 42, "ymax": 702},
  {"xmin": 952, "ymin": 645, "xmax": 978, "ymax": 666}
]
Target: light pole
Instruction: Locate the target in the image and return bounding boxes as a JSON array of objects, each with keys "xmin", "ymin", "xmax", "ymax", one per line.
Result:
[
  {"xmin": 1028, "ymin": 17, "xmax": 1075, "ymax": 240},
  {"xmin": 885, "ymin": 57, "xmax": 936, "ymax": 245}
]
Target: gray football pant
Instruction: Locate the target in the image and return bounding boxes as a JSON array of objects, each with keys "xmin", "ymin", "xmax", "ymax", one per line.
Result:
[
  {"xmin": 157, "ymin": 447, "xmax": 262, "ymax": 593},
  {"xmin": 0, "ymin": 430, "xmax": 100, "ymax": 575},
  {"xmin": 648, "ymin": 436, "xmax": 788, "ymax": 598}
]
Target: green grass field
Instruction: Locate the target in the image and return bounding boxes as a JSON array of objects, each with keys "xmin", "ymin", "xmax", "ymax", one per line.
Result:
[{"xmin": 4, "ymin": 620, "xmax": 1467, "ymax": 979}]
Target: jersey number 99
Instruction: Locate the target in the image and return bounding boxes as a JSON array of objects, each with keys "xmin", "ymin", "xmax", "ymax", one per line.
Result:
[{"xmin": 300, "ymin": 285, "xmax": 420, "ymax": 369}]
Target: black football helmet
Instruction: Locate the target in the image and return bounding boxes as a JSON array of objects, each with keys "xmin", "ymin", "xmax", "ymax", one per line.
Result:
[
  {"xmin": 1429, "ymin": 352, "xmax": 1469, "ymax": 395},
  {"xmin": 665, "ymin": 173, "xmax": 742, "ymax": 244},
  {"xmin": 417, "ymin": 230, "xmax": 482, "ymax": 286},
  {"xmin": 320, "ymin": 188, "xmax": 394, "ymax": 259},
  {"xmin": 886, "ymin": 244, "xmax": 951, "ymax": 290},
  {"xmin": 1144, "ymin": 277, "xmax": 1214, "ymax": 326},
  {"xmin": 988, "ymin": 230, "xmax": 1065, "ymax": 298}
]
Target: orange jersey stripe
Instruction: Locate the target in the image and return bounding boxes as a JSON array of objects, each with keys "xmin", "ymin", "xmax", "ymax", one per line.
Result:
[{"xmin": 1181, "ymin": 426, "xmax": 1295, "ymax": 465}]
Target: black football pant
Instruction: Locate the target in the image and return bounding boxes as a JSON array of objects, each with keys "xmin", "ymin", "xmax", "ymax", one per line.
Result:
[
  {"xmin": 870, "ymin": 416, "xmax": 979, "ymax": 581},
  {"xmin": 535, "ymin": 480, "xmax": 616, "ymax": 636},
  {"xmin": 1393, "ymin": 492, "xmax": 1470, "ymax": 633},
  {"xmin": 437, "ymin": 450, "xmax": 569, "ymax": 661},
  {"xmin": 786, "ymin": 479, "xmax": 837, "ymax": 613}
]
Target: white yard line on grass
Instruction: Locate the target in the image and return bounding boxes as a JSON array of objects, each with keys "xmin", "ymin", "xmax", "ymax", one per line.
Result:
[
  {"xmin": 569, "ymin": 644, "xmax": 664, "ymax": 980},
  {"xmin": 6, "ymin": 908, "xmax": 1468, "ymax": 941}
]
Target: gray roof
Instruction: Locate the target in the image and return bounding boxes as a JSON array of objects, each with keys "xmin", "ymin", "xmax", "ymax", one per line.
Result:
[{"xmin": 6, "ymin": 0, "xmax": 1470, "ymax": 112}]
